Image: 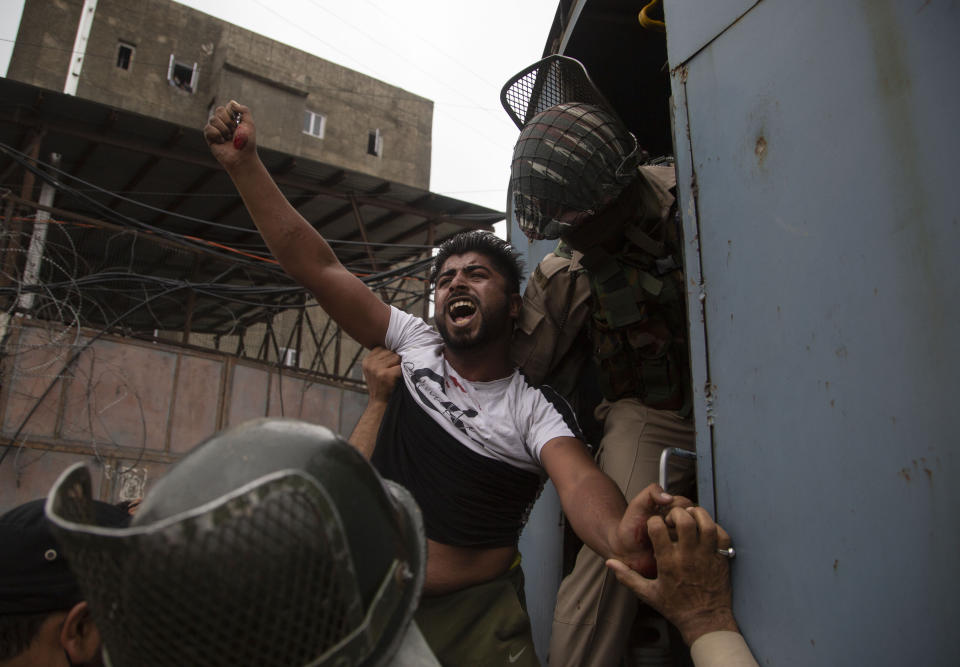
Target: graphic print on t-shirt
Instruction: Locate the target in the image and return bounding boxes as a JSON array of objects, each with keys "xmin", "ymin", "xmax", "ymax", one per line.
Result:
[
  {"xmin": 408, "ymin": 364, "xmax": 486, "ymax": 448},
  {"xmin": 385, "ymin": 306, "xmax": 579, "ymax": 470}
]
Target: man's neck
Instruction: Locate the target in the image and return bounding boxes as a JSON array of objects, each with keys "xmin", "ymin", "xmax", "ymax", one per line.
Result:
[{"xmin": 443, "ymin": 341, "xmax": 514, "ymax": 382}]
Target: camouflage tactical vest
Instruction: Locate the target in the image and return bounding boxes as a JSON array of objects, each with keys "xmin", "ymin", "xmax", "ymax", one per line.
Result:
[{"xmin": 513, "ymin": 165, "xmax": 691, "ymax": 412}]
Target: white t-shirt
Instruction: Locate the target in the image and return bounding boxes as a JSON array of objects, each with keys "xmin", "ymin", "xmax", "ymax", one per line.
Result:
[{"xmin": 384, "ymin": 306, "xmax": 581, "ymax": 474}]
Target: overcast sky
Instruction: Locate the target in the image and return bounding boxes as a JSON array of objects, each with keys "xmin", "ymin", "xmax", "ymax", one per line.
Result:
[{"xmin": 0, "ymin": 0, "xmax": 559, "ymax": 217}]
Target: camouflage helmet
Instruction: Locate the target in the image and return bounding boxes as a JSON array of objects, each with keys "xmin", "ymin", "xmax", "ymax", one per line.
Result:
[
  {"xmin": 45, "ymin": 418, "xmax": 426, "ymax": 667},
  {"xmin": 508, "ymin": 101, "xmax": 641, "ymax": 240}
]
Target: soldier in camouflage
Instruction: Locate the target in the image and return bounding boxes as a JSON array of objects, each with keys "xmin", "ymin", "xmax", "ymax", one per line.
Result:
[{"xmin": 506, "ymin": 62, "xmax": 696, "ymax": 667}]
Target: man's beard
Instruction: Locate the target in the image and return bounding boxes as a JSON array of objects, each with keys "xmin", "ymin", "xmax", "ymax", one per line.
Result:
[
  {"xmin": 436, "ymin": 316, "xmax": 488, "ymax": 350},
  {"xmin": 436, "ymin": 299, "xmax": 511, "ymax": 351}
]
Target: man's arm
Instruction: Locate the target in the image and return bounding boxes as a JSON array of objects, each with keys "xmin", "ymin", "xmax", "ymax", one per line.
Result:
[
  {"xmin": 541, "ymin": 438, "xmax": 690, "ymax": 577},
  {"xmin": 204, "ymin": 101, "xmax": 390, "ymax": 348},
  {"xmin": 348, "ymin": 347, "xmax": 401, "ymax": 459},
  {"xmin": 605, "ymin": 506, "xmax": 759, "ymax": 667}
]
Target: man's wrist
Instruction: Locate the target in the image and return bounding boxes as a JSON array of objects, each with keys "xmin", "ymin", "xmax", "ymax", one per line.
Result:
[
  {"xmin": 606, "ymin": 524, "xmax": 627, "ymax": 560},
  {"xmin": 224, "ymin": 152, "xmax": 263, "ymax": 179},
  {"xmin": 676, "ymin": 607, "xmax": 739, "ymax": 646},
  {"xmin": 366, "ymin": 394, "xmax": 392, "ymax": 407}
]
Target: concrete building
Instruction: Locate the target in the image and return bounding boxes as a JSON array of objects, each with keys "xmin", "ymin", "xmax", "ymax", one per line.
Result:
[
  {"xmin": 8, "ymin": 0, "xmax": 433, "ymax": 189},
  {"xmin": 0, "ymin": 0, "xmax": 500, "ymax": 508}
]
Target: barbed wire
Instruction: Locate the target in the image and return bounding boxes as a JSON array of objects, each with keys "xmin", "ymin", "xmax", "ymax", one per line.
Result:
[{"xmin": 0, "ymin": 167, "xmax": 436, "ymax": 482}]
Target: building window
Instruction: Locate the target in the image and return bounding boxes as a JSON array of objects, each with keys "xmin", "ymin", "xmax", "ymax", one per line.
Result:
[
  {"xmin": 167, "ymin": 54, "xmax": 197, "ymax": 93},
  {"xmin": 367, "ymin": 129, "xmax": 383, "ymax": 157},
  {"xmin": 302, "ymin": 110, "xmax": 326, "ymax": 139},
  {"xmin": 116, "ymin": 42, "xmax": 135, "ymax": 70}
]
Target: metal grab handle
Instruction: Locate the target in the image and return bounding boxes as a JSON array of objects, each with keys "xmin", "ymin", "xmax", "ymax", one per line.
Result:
[{"xmin": 658, "ymin": 447, "xmax": 697, "ymax": 493}]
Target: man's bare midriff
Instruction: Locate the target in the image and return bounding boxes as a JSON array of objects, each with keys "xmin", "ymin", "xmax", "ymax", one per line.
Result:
[{"xmin": 422, "ymin": 539, "xmax": 517, "ymax": 596}]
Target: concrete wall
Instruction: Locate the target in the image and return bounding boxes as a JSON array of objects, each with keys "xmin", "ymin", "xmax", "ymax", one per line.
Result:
[
  {"xmin": 0, "ymin": 319, "xmax": 368, "ymax": 510},
  {"xmin": 8, "ymin": 0, "xmax": 432, "ymax": 189},
  {"xmin": 5, "ymin": 0, "xmax": 81, "ymax": 91}
]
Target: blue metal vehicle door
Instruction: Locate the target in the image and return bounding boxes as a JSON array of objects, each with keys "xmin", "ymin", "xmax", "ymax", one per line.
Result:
[{"xmin": 665, "ymin": 0, "xmax": 959, "ymax": 663}]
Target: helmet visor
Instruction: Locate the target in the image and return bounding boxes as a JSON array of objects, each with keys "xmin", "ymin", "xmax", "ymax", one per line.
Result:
[{"xmin": 45, "ymin": 464, "xmax": 417, "ymax": 667}]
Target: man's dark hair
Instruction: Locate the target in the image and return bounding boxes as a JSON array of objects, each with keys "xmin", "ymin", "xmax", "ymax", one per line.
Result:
[
  {"xmin": 0, "ymin": 611, "xmax": 52, "ymax": 660},
  {"xmin": 429, "ymin": 231, "xmax": 525, "ymax": 295}
]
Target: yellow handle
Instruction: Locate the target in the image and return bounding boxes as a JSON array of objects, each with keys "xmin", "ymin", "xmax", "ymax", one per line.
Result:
[{"xmin": 639, "ymin": 0, "xmax": 666, "ymax": 32}]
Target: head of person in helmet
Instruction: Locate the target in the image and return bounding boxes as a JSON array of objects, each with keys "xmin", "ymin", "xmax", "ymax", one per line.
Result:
[
  {"xmin": 45, "ymin": 418, "xmax": 427, "ymax": 667},
  {"xmin": 509, "ymin": 102, "xmax": 641, "ymax": 249},
  {"xmin": 0, "ymin": 499, "xmax": 128, "ymax": 667}
]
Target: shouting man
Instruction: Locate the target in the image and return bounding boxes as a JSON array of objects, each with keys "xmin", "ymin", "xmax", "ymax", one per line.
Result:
[{"xmin": 204, "ymin": 101, "xmax": 686, "ymax": 665}]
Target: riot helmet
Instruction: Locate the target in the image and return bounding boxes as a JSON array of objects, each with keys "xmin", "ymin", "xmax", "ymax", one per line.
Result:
[
  {"xmin": 502, "ymin": 55, "xmax": 641, "ymax": 241},
  {"xmin": 509, "ymin": 102, "xmax": 640, "ymax": 241},
  {"xmin": 45, "ymin": 418, "xmax": 426, "ymax": 667}
]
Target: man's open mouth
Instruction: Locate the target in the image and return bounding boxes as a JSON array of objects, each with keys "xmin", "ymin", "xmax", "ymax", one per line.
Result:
[{"xmin": 447, "ymin": 298, "xmax": 477, "ymax": 324}]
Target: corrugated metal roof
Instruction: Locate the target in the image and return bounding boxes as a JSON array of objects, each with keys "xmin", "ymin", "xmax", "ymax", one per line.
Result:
[{"xmin": 0, "ymin": 77, "xmax": 503, "ymax": 336}]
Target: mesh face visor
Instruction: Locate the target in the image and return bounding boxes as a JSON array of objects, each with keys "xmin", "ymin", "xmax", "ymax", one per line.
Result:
[
  {"xmin": 500, "ymin": 54, "xmax": 618, "ymax": 131},
  {"xmin": 45, "ymin": 463, "xmax": 423, "ymax": 667},
  {"xmin": 509, "ymin": 102, "xmax": 640, "ymax": 240}
]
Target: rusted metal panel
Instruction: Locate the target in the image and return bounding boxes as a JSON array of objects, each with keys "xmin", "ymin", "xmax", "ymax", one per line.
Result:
[
  {"xmin": 0, "ymin": 449, "xmax": 104, "ymax": 508},
  {"xmin": 265, "ymin": 373, "xmax": 342, "ymax": 433},
  {"xmin": 168, "ymin": 355, "xmax": 225, "ymax": 454},
  {"xmin": 1, "ymin": 325, "xmax": 68, "ymax": 440},
  {"xmin": 0, "ymin": 448, "xmax": 169, "ymax": 508},
  {"xmin": 1, "ymin": 320, "xmax": 367, "ymax": 514},
  {"xmin": 59, "ymin": 337, "xmax": 177, "ymax": 452},
  {"xmin": 224, "ymin": 363, "xmax": 270, "ymax": 426}
]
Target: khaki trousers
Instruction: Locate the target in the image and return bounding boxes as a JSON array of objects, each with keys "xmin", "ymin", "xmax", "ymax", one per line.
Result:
[{"xmin": 549, "ymin": 398, "xmax": 695, "ymax": 667}]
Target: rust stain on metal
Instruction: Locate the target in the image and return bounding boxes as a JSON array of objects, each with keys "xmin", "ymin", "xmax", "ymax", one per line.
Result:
[
  {"xmin": 703, "ymin": 382, "xmax": 718, "ymax": 426},
  {"xmin": 832, "ymin": 559, "xmax": 839, "ymax": 572},
  {"xmin": 899, "ymin": 468, "xmax": 911, "ymax": 482},
  {"xmin": 755, "ymin": 135, "xmax": 767, "ymax": 162}
]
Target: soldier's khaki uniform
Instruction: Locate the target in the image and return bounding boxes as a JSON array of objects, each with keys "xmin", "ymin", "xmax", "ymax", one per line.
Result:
[{"xmin": 513, "ymin": 165, "xmax": 696, "ymax": 667}]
